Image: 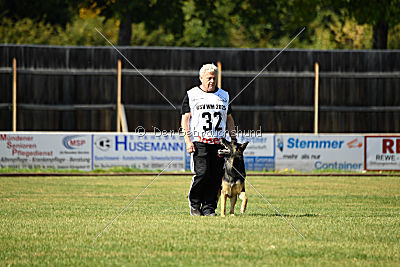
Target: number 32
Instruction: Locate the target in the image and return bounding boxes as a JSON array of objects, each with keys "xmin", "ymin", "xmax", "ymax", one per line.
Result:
[{"xmin": 202, "ymin": 112, "xmax": 222, "ymax": 131}]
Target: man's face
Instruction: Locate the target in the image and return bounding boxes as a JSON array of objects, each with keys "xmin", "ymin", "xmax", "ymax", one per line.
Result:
[{"xmin": 200, "ymin": 71, "xmax": 217, "ymax": 92}]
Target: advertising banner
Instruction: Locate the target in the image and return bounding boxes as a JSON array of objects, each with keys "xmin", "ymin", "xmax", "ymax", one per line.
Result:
[
  {"xmin": 0, "ymin": 132, "xmax": 186, "ymax": 171},
  {"xmin": 365, "ymin": 136, "xmax": 400, "ymax": 171},
  {"xmin": 184, "ymin": 134, "xmax": 275, "ymax": 171},
  {"xmin": 0, "ymin": 133, "xmax": 92, "ymax": 170},
  {"xmin": 239, "ymin": 134, "xmax": 275, "ymax": 171},
  {"xmin": 1, "ymin": 132, "xmax": 376, "ymax": 172},
  {"xmin": 93, "ymin": 133, "xmax": 186, "ymax": 171},
  {"xmin": 275, "ymin": 134, "xmax": 364, "ymax": 172}
]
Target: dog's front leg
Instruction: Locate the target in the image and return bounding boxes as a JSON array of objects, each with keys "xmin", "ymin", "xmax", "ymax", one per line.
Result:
[
  {"xmin": 239, "ymin": 192, "xmax": 247, "ymax": 214},
  {"xmin": 220, "ymin": 191, "xmax": 227, "ymax": 217},
  {"xmin": 229, "ymin": 195, "xmax": 237, "ymax": 216}
]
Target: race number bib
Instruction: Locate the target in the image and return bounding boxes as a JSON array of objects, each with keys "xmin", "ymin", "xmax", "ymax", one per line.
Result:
[{"xmin": 187, "ymin": 87, "xmax": 229, "ymax": 143}]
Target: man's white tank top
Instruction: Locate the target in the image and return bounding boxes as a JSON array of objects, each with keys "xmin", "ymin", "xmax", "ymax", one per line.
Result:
[{"xmin": 187, "ymin": 87, "xmax": 229, "ymax": 144}]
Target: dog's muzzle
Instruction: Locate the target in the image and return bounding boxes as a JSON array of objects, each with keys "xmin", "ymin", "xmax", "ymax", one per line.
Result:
[{"xmin": 218, "ymin": 149, "xmax": 231, "ymax": 158}]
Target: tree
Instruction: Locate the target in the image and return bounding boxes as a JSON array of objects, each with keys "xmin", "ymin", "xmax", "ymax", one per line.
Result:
[
  {"xmin": 177, "ymin": 0, "xmax": 236, "ymax": 47},
  {"xmin": 0, "ymin": 0, "xmax": 79, "ymax": 26},
  {"xmin": 87, "ymin": 0, "xmax": 184, "ymax": 45},
  {"xmin": 229, "ymin": 0, "xmax": 320, "ymax": 48},
  {"xmin": 333, "ymin": 0, "xmax": 400, "ymax": 49}
]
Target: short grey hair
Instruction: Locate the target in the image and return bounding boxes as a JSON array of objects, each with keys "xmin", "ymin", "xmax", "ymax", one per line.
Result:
[{"xmin": 199, "ymin": 63, "xmax": 218, "ymax": 80}]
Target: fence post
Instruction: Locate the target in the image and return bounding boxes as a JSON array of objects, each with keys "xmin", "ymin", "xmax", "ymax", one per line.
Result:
[
  {"xmin": 12, "ymin": 58, "xmax": 17, "ymax": 132},
  {"xmin": 117, "ymin": 59, "xmax": 122, "ymax": 132},
  {"xmin": 314, "ymin": 62, "xmax": 319, "ymax": 134},
  {"xmin": 217, "ymin": 61, "xmax": 222, "ymax": 89},
  {"xmin": 119, "ymin": 104, "xmax": 128, "ymax": 132}
]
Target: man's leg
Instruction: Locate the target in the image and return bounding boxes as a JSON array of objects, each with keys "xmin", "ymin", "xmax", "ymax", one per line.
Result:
[
  {"xmin": 202, "ymin": 144, "xmax": 224, "ymax": 215},
  {"xmin": 188, "ymin": 142, "xmax": 208, "ymax": 215}
]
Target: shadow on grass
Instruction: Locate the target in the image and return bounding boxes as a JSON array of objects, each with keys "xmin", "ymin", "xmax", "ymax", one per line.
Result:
[{"xmin": 248, "ymin": 213, "xmax": 320, "ymax": 217}]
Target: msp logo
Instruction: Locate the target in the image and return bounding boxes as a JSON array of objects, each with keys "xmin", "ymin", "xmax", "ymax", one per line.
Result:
[
  {"xmin": 63, "ymin": 135, "xmax": 86, "ymax": 149},
  {"xmin": 95, "ymin": 137, "xmax": 111, "ymax": 151}
]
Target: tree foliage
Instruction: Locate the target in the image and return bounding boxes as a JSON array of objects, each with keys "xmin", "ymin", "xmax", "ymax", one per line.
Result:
[
  {"xmin": 232, "ymin": 0, "xmax": 318, "ymax": 45},
  {"xmin": 0, "ymin": 0, "xmax": 80, "ymax": 26},
  {"xmin": 330, "ymin": 0, "xmax": 400, "ymax": 48},
  {"xmin": 85, "ymin": 0, "xmax": 184, "ymax": 45},
  {"xmin": 0, "ymin": 0, "xmax": 399, "ymax": 49},
  {"xmin": 0, "ymin": 14, "xmax": 118, "ymax": 46}
]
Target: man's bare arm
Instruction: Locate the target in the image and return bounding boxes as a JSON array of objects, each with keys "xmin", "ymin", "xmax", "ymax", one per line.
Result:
[
  {"xmin": 181, "ymin": 112, "xmax": 195, "ymax": 153},
  {"xmin": 226, "ymin": 114, "xmax": 237, "ymax": 142}
]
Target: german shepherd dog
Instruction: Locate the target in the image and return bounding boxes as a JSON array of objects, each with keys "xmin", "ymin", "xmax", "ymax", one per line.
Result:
[{"xmin": 218, "ymin": 138, "xmax": 249, "ymax": 217}]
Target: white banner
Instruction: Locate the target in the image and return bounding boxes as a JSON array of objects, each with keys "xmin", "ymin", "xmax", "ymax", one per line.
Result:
[
  {"xmin": 184, "ymin": 134, "xmax": 275, "ymax": 171},
  {"xmin": 365, "ymin": 136, "xmax": 400, "ymax": 171},
  {"xmin": 239, "ymin": 134, "xmax": 275, "ymax": 171},
  {"xmin": 0, "ymin": 133, "xmax": 92, "ymax": 170},
  {"xmin": 0, "ymin": 132, "xmax": 186, "ymax": 171},
  {"xmin": 275, "ymin": 134, "xmax": 364, "ymax": 171},
  {"xmin": 1, "ymin": 132, "xmax": 383, "ymax": 173},
  {"xmin": 93, "ymin": 133, "xmax": 186, "ymax": 171}
]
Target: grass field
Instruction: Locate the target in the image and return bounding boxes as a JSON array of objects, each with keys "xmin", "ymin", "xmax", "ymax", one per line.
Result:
[{"xmin": 1, "ymin": 174, "xmax": 399, "ymax": 266}]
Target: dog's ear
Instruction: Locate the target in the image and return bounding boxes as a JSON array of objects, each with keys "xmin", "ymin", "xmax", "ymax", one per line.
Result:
[
  {"xmin": 239, "ymin": 141, "xmax": 249, "ymax": 152},
  {"xmin": 220, "ymin": 138, "xmax": 233, "ymax": 150}
]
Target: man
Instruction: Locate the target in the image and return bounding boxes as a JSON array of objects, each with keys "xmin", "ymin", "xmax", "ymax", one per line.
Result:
[{"xmin": 181, "ymin": 63, "xmax": 237, "ymax": 216}]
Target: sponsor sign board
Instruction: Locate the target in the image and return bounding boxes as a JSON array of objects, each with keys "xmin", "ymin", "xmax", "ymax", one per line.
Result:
[
  {"xmin": 365, "ymin": 136, "xmax": 400, "ymax": 171},
  {"xmin": 1, "ymin": 132, "xmax": 375, "ymax": 173},
  {"xmin": 93, "ymin": 133, "xmax": 186, "ymax": 171},
  {"xmin": 0, "ymin": 133, "xmax": 92, "ymax": 170},
  {"xmin": 275, "ymin": 134, "xmax": 364, "ymax": 172},
  {"xmin": 239, "ymin": 134, "xmax": 275, "ymax": 171},
  {"xmin": 0, "ymin": 132, "xmax": 186, "ymax": 171},
  {"xmin": 184, "ymin": 134, "xmax": 275, "ymax": 171}
]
